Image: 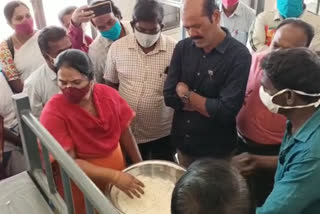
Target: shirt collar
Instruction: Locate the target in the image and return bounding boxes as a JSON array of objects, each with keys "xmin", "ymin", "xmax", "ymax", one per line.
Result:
[
  {"xmin": 221, "ymin": 2, "xmax": 243, "ymax": 17},
  {"xmin": 287, "ymin": 108, "xmax": 320, "ymax": 143},
  {"xmin": 215, "ymin": 27, "xmax": 232, "ymax": 54},
  {"xmin": 45, "ymin": 64, "xmax": 57, "ymax": 81},
  {"xmin": 128, "ymin": 33, "xmax": 167, "ymax": 53}
]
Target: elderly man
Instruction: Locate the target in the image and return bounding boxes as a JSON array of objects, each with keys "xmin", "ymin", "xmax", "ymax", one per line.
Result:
[{"xmin": 164, "ymin": 0, "xmax": 251, "ymax": 167}]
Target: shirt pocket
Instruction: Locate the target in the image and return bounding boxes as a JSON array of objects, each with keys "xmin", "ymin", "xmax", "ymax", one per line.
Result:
[
  {"xmin": 201, "ymin": 65, "xmax": 226, "ymax": 98},
  {"xmin": 233, "ymin": 31, "xmax": 248, "ymax": 44},
  {"xmin": 148, "ymin": 66, "xmax": 169, "ymax": 95}
]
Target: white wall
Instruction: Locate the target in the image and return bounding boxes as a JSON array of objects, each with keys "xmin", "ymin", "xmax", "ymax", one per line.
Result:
[{"xmin": 114, "ymin": 0, "xmax": 136, "ymax": 21}]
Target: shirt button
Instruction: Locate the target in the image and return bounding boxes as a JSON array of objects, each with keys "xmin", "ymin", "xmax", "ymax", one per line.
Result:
[
  {"xmin": 203, "ymin": 55, "xmax": 206, "ymax": 58},
  {"xmin": 185, "ymin": 134, "xmax": 190, "ymax": 138},
  {"xmin": 194, "ymin": 89, "xmax": 197, "ymax": 92},
  {"xmin": 187, "ymin": 120, "xmax": 190, "ymax": 124},
  {"xmin": 197, "ymin": 73, "xmax": 200, "ymax": 76}
]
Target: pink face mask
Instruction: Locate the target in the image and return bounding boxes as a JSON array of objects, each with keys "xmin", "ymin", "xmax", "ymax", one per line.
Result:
[
  {"xmin": 15, "ymin": 18, "xmax": 34, "ymax": 35},
  {"xmin": 222, "ymin": 0, "xmax": 239, "ymax": 8}
]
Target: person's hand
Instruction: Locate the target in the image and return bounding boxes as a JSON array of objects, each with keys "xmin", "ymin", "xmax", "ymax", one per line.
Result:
[
  {"xmin": 183, "ymin": 103, "xmax": 195, "ymax": 112},
  {"xmin": 232, "ymin": 153, "xmax": 259, "ymax": 177},
  {"xmin": 71, "ymin": 6, "xmax": 95, "ymax": 27},
  {"xmin": 176, "ymin": 82, "xmax": 189, "ymax": 98},
  {"xmin": 113, "ymin": 171, "xmax": 145, "ymax": 198}
]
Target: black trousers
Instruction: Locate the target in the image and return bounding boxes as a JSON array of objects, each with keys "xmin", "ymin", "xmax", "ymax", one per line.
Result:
[
  {"xmin": 138, "ymin": 136, "xmax": 175, "ymax": 162},
  {"xmin": 237, "ymin": 135, "xmax": 281, "ymax": 207}
]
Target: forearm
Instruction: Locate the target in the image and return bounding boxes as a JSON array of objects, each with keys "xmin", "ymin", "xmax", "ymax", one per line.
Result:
[
  {"xmin": 75, "ymin": 159, "xmax": 118, "ymax": 186},
  {"xmin": 68, "ymin": 21, "xmax": 84, "ymax": 50},
  {"xmin": 8, "ymin": 79, "xmax": 24, "ymax": 93},
  {"xmin": 120, "ymin": 128, "xmax": 142, "ymax": 163},
  {"xmin": 188, "ymin": 92, "xmax": 210, "ymax": 117},
  {"xmin": 105, "ymin": 80, "xmax": 119, "ymax": 90},
  {"xmin": 4, "ymin": 128, "xmax": 21, "ymax": 146},
  {"xmin": 255, "ymin": 155, "xmax": 278, "ymax": 171}
]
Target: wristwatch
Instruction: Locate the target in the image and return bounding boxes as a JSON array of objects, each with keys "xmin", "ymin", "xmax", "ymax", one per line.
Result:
[{"xmin": 182, "ymin": 90, "xmax": 192, "ymax": 104}]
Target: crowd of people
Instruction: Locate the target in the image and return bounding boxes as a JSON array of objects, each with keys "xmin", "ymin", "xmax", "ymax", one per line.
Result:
[{"xmin": 1, "ymin": 0, "xmax": 320, "ymax": 213}]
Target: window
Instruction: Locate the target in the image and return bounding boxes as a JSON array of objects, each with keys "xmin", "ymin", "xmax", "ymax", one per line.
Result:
[
  {"xmin": 42, "ymin": 0, "xmax": 92, "ymax": 36},
  {"xmin": 305, "ymin": 0, "xmax": 320, "ymax": 14}
]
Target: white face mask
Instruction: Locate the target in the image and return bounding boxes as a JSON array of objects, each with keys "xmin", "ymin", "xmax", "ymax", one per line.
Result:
[
  {"xmin": 134, "ymin": 30, "xmax": 161, "ymax": 48},
  {"xmin": 47, "ymin": 54, "xmax": 58, "ymax": 66},
  {"xmin": 259, "ymin": 86, "xmax": 320, "ymax": 114}
]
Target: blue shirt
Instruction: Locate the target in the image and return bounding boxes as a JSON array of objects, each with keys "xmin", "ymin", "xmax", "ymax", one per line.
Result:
[{"xmin": 257, "ymin": 109, "xmax": 320, "ymax": 214}]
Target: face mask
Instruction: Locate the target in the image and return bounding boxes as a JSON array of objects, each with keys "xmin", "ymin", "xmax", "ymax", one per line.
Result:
[
  {"xmin": 259, "ymin": 86, "xmax": 320, "ymax": 114},
  {"xmin": 222, "ymin": 0, "xmax": 239, "ymax": 8},
  {"xmin": 15, "ymin": 18, "xmax": 34, "ymax": 35},
  {"xmin": 277, "ymin": 0, "xmax": 304, "ymax": 18},
  {"xmin": 100, "ymin": 21, "xmax": 122, "ymax": 41},
  {"xmin": 134, "ymin": 30, "xmax": 161, "ymax": 48},
  {"xmin": 61, "ymin": 83, "xmax": 91, "ymax": 104}
]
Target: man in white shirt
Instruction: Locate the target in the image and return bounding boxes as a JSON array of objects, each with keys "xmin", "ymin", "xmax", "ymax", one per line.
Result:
[
  {"xmin": 105, "ymin": 0, "xmax": 176, "ymax": 161},
  {"xmin": 0, "ymin": 71, "xmax": 27, "ymax": 177},
  {"xmin": 23, "ymin": 26, "xmax": 72, "ymax": 118},
  {"xmin": 70, "ymin": 0, "xmax": 132, "ymax": 83},
  {"xmin": 248, "ymin": 0, "xmax": 320, "ymax": 52},
  {"xmin": 220, "ymin": 0, "xmax": 255, "ymax": 45}
]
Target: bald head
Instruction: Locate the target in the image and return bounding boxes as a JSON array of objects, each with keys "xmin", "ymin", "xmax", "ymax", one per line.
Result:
[
  {"xmin": 271, "ymin": 20, "xmax": 314, "ymax": 50},
  {"xmin": 182, "ymin": 0, "xmax": 221, "ymax": 51}
]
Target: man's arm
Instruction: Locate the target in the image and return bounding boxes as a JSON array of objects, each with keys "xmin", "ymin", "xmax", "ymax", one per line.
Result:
[
  {"xmin": 257, "ymin": 159, "xmax": 320, "ymax": 214},
  {"xmin": 309, "ymin": 16, "xmax": 320, "ymax": 52},
  {"xmin": 163, "ymin": 42, "xmax": 184, "ymax": 110},
  {"xmin": 104, "ymin": 43, "xmax": 120, "ymax": 89},
  {"xmin": 68, "ymin": 6, "xmax": 94, "ymax": 52},
  {"xmin": 177, "ymin": 49, "xmax": 251, "ymax": 124},
  {"xmin": 248, "ymin": 12, "xmax": 269, "ymax": 52},
  {"xmin": 3, "ymin": 128, "xmax": 21, "ymax": 147},
  {"xmin": 0, "ymin": 116, "xmax": 4, "ymax": 158},
  {"xmin": 23, "ymin": 79, "xmax": 43, "ymax": 119}
]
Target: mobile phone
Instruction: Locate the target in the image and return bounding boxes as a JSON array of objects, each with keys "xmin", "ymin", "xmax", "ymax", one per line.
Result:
[{"xmin": 84, "ymin": 2, "xmax": 112, "ymax": 17}]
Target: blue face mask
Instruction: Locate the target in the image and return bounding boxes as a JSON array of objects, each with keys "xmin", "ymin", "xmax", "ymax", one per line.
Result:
[
  {"xmin": 100, "ymin": 21, "xmax": 122, "ymax": 41},
  {"xmin": 277, "ymin": 0, "xmax": 303, "ymax": 18}
]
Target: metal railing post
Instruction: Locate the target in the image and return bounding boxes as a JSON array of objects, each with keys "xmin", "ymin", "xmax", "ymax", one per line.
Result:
[{"xmin": 12, "ymin": 93, "xmax": 42, "ymax": 171}]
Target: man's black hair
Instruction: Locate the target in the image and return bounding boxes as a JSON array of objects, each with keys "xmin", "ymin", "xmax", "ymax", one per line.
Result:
[
  {"xmin": 38, "ymin": 26, "xmax": 67, "ymax": 55},
  {"xmin": 132, "ymin": 0, "xmax": 164, "ymax": 24}
]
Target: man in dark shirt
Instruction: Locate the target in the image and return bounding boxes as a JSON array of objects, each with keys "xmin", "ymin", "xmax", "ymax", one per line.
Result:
[{"xmin": 164, "ymin": 0, "xmax": 251, "ymax": 167}]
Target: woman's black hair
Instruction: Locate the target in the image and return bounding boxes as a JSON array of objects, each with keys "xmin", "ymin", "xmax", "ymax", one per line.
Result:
[
  {"xmin": 171, "ymin": 159, "xmax": 250, "ymax": 214},
  {"xmin": 4, "ymin": 1, "xmax": 29, "ymax": 23},
  {"xmin": 132, "ymin": 0, "xmax": 164, "ymax": 24},
  {"xmin": 55, "ymin": 49, "xmax": 94, "ymax": 80}
]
